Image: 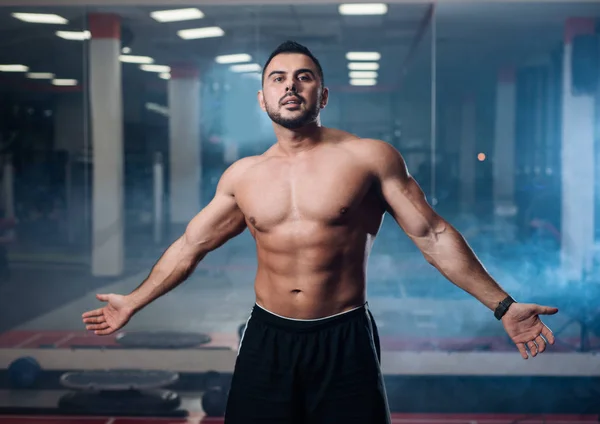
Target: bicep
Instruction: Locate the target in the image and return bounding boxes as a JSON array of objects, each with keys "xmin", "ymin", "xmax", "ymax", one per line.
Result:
[
  {"xmin": 183, "ymin": 193, "xmax": 247, "ymax": 257},
  {"xmin": 377, "ymin": 147, "xmax": 444, "ymax": 241}
]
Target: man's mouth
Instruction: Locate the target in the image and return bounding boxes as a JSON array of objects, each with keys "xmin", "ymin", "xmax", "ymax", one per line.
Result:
[{"xmin": 282, "ymin": 97, "xmax": 302, "ymax": 106}]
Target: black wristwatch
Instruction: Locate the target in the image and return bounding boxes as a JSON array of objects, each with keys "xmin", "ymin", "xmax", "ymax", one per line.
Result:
[{"xmin": 494, "ymin": 296, "xmax": 516, "ymax": 320}]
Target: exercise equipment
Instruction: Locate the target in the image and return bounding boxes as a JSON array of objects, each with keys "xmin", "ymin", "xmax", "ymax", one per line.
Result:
[
  {"xmin": 58, "ymin": 369, "xmax": 182, "ymax": 416},
  {"xmin": 202, "ymin": 386, "xmax": 228, "ymax": 417},
  {"xmin": 115, "ymin": 331, "xmax": 211, "ymax": 349},
  {"xmin": 204, "ymin": 370, "xmax": 232, "ymax": 391},
  {"xmin": 7, "ymin": 356, "xmax": 41, "ymax": 389}
]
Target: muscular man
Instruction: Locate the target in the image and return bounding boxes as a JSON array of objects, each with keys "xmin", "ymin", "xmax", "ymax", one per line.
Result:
[{"xmin": 82, "ymin": 41, "xmax": 558, "ymax": 423}]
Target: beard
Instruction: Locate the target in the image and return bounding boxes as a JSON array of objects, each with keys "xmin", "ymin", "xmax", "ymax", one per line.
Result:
[{"xmin": 265, "ymin": 92, "xmax": 321, "ymax": 130}]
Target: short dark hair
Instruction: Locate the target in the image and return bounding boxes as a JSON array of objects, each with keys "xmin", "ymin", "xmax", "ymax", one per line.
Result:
[{"xmin": 262, "ymin": 40, "xmax": 324, "ymax": 87}]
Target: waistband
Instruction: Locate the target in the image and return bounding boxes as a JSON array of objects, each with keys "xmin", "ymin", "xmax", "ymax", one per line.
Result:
[{"xmin": 250, "ymin": 302, "xmax": 369, "ymax": 332}]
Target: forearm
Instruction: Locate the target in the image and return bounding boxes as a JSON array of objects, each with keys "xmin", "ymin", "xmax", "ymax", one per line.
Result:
[
  {"xmin": 420, "ymin": 223, "xmax": 509, "ymax": 311},
  {"xmin": 126, "ymin": 236, "xmax": 206, "ymax": 312}
]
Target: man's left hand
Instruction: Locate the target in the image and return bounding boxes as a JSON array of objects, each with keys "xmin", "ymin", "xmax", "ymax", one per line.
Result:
[{"xmin": 501, "ymin": 303, "xmax": 559, "ymax": 359}]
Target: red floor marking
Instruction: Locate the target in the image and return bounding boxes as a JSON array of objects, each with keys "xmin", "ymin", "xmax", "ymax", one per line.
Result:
[
  {"xmin": 0, "ymin": 417, "xmax": 108, "ymax": 424},
  {"xmin": 0, "ymin": 415, "xmax": 597, "ymax": 424}
]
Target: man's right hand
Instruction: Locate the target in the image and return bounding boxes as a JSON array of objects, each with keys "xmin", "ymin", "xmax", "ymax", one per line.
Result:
[{"xmin": 82, "ymin": 293, "xmax": 136, "ymax": 336}]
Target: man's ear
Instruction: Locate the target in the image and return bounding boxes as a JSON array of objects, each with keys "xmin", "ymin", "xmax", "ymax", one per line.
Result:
[
  {"xmin": 320, "ymin": 87, "xmax": 329, "ymax": 109},
  {"xmin": 258, "ymin": 90, "xmax": 266, "ymax": 112}
]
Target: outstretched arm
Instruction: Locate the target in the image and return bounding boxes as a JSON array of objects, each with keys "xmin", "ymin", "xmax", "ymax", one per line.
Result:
[
  {"xmin": 371, "ymin": 141, "xmax": 507, "ymax": 311},
  {"xmin": 367, "ymin": 140, "xmax": 557, "ymax": 359},
  {"xmin": 125, "ymin": 160, "xmax": 248, "ymax": 313}
]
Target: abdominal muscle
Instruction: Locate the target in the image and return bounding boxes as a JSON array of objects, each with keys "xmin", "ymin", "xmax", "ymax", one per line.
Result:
[{"xmin": 252, "ymin": 223, "xmax": 370, "ymax": 319}]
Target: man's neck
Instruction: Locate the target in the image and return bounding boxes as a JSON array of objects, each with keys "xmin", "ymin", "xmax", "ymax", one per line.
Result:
[{"xmin": 273, "ymin": 121, "xmax": 324, "ymax": 156}]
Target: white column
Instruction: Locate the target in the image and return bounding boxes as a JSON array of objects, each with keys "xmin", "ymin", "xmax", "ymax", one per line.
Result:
[
  {"xmin": 459, "ymin": 96, "xmax": 476, "ymax": 210},
  {"xmin": 153, "ymin": 152, "xmax": 164, "ymax": 244},
  {"xmin": 561, "ymin": 17, "xmax": 596, "ymax": 281},
  {"xmin": 89, "ymin": 13, "xmax": 124, "ymax": 277},
  {"xmin": 168, "ymin": 64, "xmax": 201, "ymax": 224},
  {"xmin": 493, "ymin": 67, "xmax": 516, "ymax": 218}
]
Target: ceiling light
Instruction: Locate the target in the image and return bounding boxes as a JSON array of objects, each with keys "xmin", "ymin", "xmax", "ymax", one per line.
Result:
[
  {"xmin": 56, "ymin": 30, "xmax": 90, "ymax": 41},
  {"xmin": 150, "ymin": 8, "xmax": 204, "ymax": 23},
  {"xmin": 350, "ymin": 78, "xmax": 377, "ymax": 86},
  {"xmin": 215, "ymin": 54, "xmax": 252, "ymax": 64},
  {"xmin": 230, "ymin": 63, "xmax": 261, "ymax": 73},
  {"xmin": 122, "ymin": 47, "xmax": 131, "ymax": 54},
  {"xmin": 120, "ymin": 55, "xmax": 154, "ymax": 64},
  {"xmin": 242, "ymin": 72, "xmax": 262, "ymax": 80},
  {"xmin": 52, "ymin": 79, "xmax": 78, "ymax": 86},
  {"xmin": 339, "ymin": 4, "xmax": 388, "ymax": 16},
  {"xmin": 27, "ymin": 72, "xmax": 54, "ymax": 79},
  {"xmin": 0, "ymin": 64, "xmax": 29, "ymax": 72},
  {"xmin": 348, "ymin": 62, "xmax": 379, "ymax": 71},
  {"xmin": 140, "ymin": 64, "xmax": 171, "ymax": 73},
  {"xmin": 159, "ymin": 73, "xmax": 171, "ymax": 80},
  {"xmin": 12, "ymin": 13, "xmax": 68, "ymax": 24},
  {"xmin": 349, "ymin": 71, "xmax": 378, "ymax": 79},
  {"xmin": 178, "ymin": 26, "xmax": 224, "ymax": 40},
  {"xmin": 346, "ymin": 52, "xmax": 380, "ymax": 61}
]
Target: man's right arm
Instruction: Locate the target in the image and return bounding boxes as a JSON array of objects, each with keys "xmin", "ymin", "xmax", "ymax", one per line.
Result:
[{"xmin": 124, "ymin": 160, "xmax": 249, "ymax": 313}]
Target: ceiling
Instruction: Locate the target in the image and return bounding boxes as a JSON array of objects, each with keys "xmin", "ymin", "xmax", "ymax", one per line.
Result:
[{"xmin": 0, "ymin": 2, "xmax": 598, "ymax": 97}]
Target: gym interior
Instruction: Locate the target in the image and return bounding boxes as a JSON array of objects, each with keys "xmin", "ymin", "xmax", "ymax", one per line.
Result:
[{"xmin": 0, "ymin": 0, "xmax": 600, "ymax": 422}]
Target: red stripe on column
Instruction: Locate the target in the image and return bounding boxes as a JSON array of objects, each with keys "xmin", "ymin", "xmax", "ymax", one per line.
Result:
[
  {"xmin": 564, "ymin": 17, "xmax": 596, "ymax": 44},
  {"xmin": 170, "ymin": 63, "xmax": 200, "ymax": 79},
  {"xmin": 89, "ymin": 13, "xmax": 121, "ymax": 39}
]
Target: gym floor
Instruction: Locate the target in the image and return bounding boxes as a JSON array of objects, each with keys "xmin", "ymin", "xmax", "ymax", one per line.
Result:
[{"xmin": 1, "ymin": 240, "xmax": 599, "ymax": 419}]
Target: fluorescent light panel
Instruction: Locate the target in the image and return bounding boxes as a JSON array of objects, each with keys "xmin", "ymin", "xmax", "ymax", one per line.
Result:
[
  {"xmin": 349, "ymin": 71, "xmax": 378, "ymax": 79},
  {"xmin": 348, "ymin": 62, "xmax": 379, "ymax": 71},
  {"xmin": 0, "ymin": 64, "xmax": 29, "ymax": 72},
  {"xmin": 140, "ymin": 64, "xmax": 171, "ymax": 73},
  {"xmin": 350, "ymin": 78, "xmax": 377, "ymax": 86},
  {"xmin": 216, "ymin": 54, "xmax": 252, "ymax": 64},
  {"xmin": 122, "ymin": 47, "xmax": 132, "ymax": 54},
  {"xmin": 159, "ymin": 73, "xmax": 171, "ymax": 80},
  {"xmin": 56, "ymin": 30, "xmax": 90, "ymax": 40},
  {"xmin": 339, "ymin": 4, "xmax": 388, "ymax": 16},
  {"xmin": 27, "ymin": 72, "xmax": 54, "ymax": 79},
  {"xmin": 346, "ymin": 52, "xmax": 381, "ymax": 61},
  {"xmin": 12, "ymin": 13, "xmax": 68, "ymax": 24},
  {"xmin": 178, "ymin": 26, "xmax": 224, "ymax": 40},
  {"xmin": 242, "ymin": 72, "xmax": 262, "ymax": 80},
  {"xmin": 151, "ymin": 8, "xmax": 204, "ymax": 23},
  {"xmin": 230, "ymin": 63, "xmax": 261, "ymax": 73},
  {"xmin": 120, "ymin": 55, "xmax": 154, "ymax": 64},
  {"xmin": 52, "ymin": 79, "xmax": 78, "ymax": 86}
]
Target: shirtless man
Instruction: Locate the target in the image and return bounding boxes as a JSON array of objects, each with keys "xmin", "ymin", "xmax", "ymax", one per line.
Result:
[{"xmin": 82, "ymin": 41, "xmax": 558, "ymax": 423}]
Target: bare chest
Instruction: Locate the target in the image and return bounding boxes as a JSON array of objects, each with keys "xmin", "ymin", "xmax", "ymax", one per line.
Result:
[{"xmin": 235, "ymin": 158, "xmax": 374, "ymax": 231}]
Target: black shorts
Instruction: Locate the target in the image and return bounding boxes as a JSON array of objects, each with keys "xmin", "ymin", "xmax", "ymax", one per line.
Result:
[{"xmin": 224, "ymin": 303, "xmax": 391, "ymax": 424}]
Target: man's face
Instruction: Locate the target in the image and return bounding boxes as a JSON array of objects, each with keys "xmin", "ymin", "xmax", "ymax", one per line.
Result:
[{"xmin": 259, "ymin": 53, "xmax": 328, "ymax": 130}]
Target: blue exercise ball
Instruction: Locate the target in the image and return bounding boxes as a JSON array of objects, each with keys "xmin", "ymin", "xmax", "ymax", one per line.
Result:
[{"xmin": 8, "ymin": 356, "xmax": 41, "ymax": 389}]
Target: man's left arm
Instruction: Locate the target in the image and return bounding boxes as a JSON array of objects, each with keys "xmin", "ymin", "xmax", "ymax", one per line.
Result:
[{"xmin": 368, "ymin": 140, "xmax": 558, "ymax": 359}]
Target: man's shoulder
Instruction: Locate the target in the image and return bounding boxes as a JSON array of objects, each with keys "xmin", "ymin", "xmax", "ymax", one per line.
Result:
[
  {"xmin": 341, "ymin": 137, "xmax": 401, "ymax": 164},
  {"xmin": 228, "ymin": 155, "xmax": 266, "ymax": 172},
  {"xmin": 219, "ymin": 155, "xmax": 266, "ymax": 191}
]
